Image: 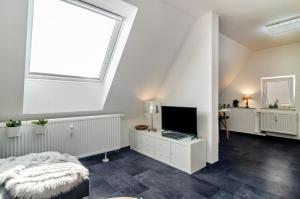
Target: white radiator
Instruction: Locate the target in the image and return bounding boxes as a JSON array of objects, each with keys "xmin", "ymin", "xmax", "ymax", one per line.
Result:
[
  {"xmin": 0, "ymin": 114, "xmax": 122, "ymax": 159},
  {"xmin": 260, "ymin": 112, "xmax": 298, "ymax": 135}
]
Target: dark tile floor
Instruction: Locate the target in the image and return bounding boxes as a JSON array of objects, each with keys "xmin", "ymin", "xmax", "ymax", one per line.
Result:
[{"xmin": 80, "ymin": 132, "xmax": 300, "ymax": 199}]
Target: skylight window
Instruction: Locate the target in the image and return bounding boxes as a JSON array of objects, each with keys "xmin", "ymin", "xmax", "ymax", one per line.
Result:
[{"xmin": 26, "ymin": 0, "xmax": 123, "ymax": 82}]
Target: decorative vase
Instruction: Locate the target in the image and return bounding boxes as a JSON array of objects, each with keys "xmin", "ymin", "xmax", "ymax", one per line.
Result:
[
  {"xmin": 33, "ymin": 124, "xmax": 47, "ymax": 135},
  {"xmin": 233, "ymin": 100, "xmax": 239, "ymax": 107},
  {"xmin": 6, "ymin": 127, "xmax": 21, "ymax": 138}
]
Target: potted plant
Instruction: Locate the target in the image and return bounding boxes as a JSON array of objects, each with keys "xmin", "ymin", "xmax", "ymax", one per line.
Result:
[
  {"xmin": 274, "ymin": 99, "xmax": 279, "ymax": 109},
  {"xmin": 32, "ymin": 119, "xmax": 48, "ymax": 135},
  {"xmin": 6, "ymin": 120, "xmax": 22, "ymax": 138},
  {"xmin": 233, "ymin": 99, "xmax": 239, "ymax": 107}
]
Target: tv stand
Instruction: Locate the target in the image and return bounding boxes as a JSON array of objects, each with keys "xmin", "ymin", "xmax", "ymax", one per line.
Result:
[{"xmin": 130, "ymin": 129, "xmax": 206, "ymax": 174}]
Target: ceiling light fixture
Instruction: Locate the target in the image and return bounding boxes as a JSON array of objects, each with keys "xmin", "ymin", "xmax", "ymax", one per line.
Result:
[{"xmin": 265, "ymin": 16, "xmax": 300, "ymax": 35}]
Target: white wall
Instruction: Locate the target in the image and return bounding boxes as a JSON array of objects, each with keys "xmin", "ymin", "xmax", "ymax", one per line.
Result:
[
  {"xmin": 158, "ymin": 12, "xmax": 219, "ymax": 164},
  {"xmin": 220, "ymin": 42, "xmax": 300, "ymax": 139},
  {"xmin": 121, "ymin": 117, "xmax": 146, "ymax": 147},
  {"xmin": 23, "ymin": 79, "xmax": 104, "ymax": 114},
  {"xmin": 219, "ymin": 34, "xmax": 252, "ymax": 92}
]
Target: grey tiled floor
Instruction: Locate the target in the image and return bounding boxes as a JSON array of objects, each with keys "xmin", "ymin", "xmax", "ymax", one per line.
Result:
[{"xmin": 80, "ymin": 132, "xmax": 300, "ymax": 199}]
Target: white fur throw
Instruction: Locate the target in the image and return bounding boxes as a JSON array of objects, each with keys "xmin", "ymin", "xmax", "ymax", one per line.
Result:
[{"xmin": 0, "ymin": 152, "xmax": 89, "ymax": 199}]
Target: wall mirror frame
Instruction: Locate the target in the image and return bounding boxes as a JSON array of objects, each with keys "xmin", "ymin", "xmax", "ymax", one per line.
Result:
[{"xmin": 261, "ymin": 75, "xmax": 295, "ymax": 109}]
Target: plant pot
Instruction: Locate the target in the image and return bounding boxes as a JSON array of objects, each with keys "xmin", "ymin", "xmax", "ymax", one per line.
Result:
[
  {"xmin": 33, "ymin": 125, "xmax": 47, "ymax": 135},
  {"xmin": 232, "ymin": 100, "xmax": 239, "ymax": 108},
  {"xmin": 6, "ymin": 127, "xmax": 21, "ymax": 138}
]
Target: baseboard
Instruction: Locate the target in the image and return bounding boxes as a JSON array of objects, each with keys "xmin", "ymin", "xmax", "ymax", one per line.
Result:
[
  {"xmin": 221, "ymin": 130, "xmax": 300, "ymax": 143},
  {"xmin": 119, "ymin": 146, "xmax": 130, "ymax": 151}
]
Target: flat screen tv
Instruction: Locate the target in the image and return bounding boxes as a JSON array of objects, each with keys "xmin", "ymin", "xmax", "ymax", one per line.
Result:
[{"xmin": 161, "ymin": 106, "xmax": 197, "ymax": 136}]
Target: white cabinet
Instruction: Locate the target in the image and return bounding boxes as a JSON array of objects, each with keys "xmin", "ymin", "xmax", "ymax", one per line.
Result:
[
  {"xmin": 130, "ymin": 129, "xmax": 206, "ymax": 174},
  {"xmin": 259, "ymin": 109, "xmax": 298, "ymax": 136},
  {"xmin": 226, "ymin": 107, "xmax": 261, "ymax": 135}
]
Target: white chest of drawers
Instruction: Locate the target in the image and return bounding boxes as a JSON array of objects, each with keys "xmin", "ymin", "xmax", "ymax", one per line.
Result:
[{"xmin": 129, "ymin": 129, "xmax": 206, "ymax": 174}]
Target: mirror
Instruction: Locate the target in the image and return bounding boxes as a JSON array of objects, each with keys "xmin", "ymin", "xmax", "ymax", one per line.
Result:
[{"xmin": 261, "ymin": 75, "xmax": 295, "ymax": 109}]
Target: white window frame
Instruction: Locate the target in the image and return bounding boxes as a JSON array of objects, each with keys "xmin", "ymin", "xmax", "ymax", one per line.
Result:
[
  {"xmin": 261, "ymin": 75, "xmax": 296, "ymax": 108},
  {"xmin": 25, "ymin": 0, "xmax": 123, "ymax": 83}
]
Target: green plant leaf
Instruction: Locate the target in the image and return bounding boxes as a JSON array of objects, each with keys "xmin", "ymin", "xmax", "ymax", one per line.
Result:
[
  {"xmin": 32, "ymin": 119, "xmax": 48, "ymax": 126},
  {"xmin": 6, "ymin": 119, "xmax": 22, "ymax": 127}
]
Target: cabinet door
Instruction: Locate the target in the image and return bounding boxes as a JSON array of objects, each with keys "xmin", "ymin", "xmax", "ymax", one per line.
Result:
[
  {"xmin": 135, "ymin": 133, "xmax": 144, "ymax": 151},
  {"xmin": 170, "ymin": 143, "xmax": 189, "ymax": 171},
  {"xmin": 227, "ymin": 108, "xmax": 256, "ymax": 134},
  {"xmin": 141, "ymin": 135, "xmax": 155, "ymax": 156},
  {"xmin": 154, "ymin": 139, "xmax": 170, "ymax": 162}
]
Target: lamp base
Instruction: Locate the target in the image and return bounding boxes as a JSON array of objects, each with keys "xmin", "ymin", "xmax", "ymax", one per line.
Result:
[{"xmin": 245, "ymin": 100, "xmax": 249, "ymax": 108}]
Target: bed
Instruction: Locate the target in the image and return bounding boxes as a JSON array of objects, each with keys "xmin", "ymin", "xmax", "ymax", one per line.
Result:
[
  {"xmin": 0, "ymin": 179, "xmax": 89, "ymax": 199},
  {"xmin": 0, "ymin": 152, "xmax": 89, "ymax": 199}
]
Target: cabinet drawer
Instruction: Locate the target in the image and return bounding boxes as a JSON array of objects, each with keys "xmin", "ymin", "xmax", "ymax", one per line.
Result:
[
  {"xmin": 135, "ymin": 133, "xmax": 154, "ymax": 145},
  {"xmin": 143, "ymin": 144, "xmax": 154, "ymax": 156},
  {"xmin": 131, "ymin": 132, "xmax": 155, "ymax": 155},
  {"xmin": 143, "ymin": 135, "xmax": 155, "ymax": 146},
  {"xmin": 155, "ymin": 139, "xmax": 170, "ymax": 150},
  {"xmin": 155, "ymin": 139, "xmax": 170, "ymax": 162}
]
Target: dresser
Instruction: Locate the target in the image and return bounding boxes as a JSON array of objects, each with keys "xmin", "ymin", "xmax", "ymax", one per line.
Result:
[{"xmin": 129, "ymin": 129, "xmax": 206, "ymax": 174}]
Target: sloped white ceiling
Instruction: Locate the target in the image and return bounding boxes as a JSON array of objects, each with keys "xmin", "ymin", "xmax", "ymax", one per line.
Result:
[
  {"xmin": 103, "ymin": 0, "xmax": 194, "ymax": 118},
  {"xmin": 162, "ymin": 0, "xmax": 300, "ymax": 50}
]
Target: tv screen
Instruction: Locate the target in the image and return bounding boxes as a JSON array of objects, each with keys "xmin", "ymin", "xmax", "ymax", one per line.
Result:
[{"xmin": 161, "ymin": 106, "xmax": 197, "ymax": 135}]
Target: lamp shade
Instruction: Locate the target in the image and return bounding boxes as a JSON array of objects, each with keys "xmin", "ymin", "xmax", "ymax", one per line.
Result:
[
  {"xmin": 145, "ymin": 101, "xmax": 159, "ymax": 114},
  {"xmin": 243, "ymin": 95, "xmax": 252, "ymax": 100}
]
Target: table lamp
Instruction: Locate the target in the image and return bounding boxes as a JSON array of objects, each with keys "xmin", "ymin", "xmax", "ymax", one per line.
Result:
[
  {"xmin": 243, "ymin": 95, "xmax": 252, "ymax": 108},
  {"xmin": 145, "ymin": 100, "xmax": 159, "ymax": 132}
]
